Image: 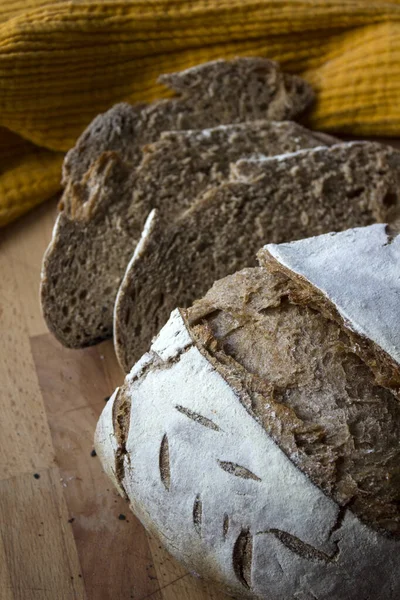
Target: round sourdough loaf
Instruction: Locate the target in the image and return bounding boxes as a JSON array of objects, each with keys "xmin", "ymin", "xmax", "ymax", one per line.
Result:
[{"xmin": 95, "ymin": 224, "xmax": 400, "ymax": 600}]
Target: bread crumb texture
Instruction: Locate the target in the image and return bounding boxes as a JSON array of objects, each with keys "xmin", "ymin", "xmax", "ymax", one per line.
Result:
[
  {"xmin": 115, "ymin": 141, "xmax": 400, "ymax": 371},
  {"xmin": 41, "ymin": 58, "xmax": 314, "ymax": 348},
  {"xmin": 187, "ymin": 267, "xmax": 400, "ymax": 537}
]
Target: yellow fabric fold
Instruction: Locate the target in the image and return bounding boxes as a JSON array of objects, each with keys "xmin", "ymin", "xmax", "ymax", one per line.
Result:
[
  {"xmin": 0, "ymin": 143, "xmax": 63, "ymax": 227},
  {"xmin": 2, "ymin": 0, "xmax": 400, "ymax": 226}
]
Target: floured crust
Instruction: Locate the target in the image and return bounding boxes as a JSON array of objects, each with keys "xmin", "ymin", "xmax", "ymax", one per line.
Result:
[
  {"xmin": 113, "ymin": 209, "xmax": 159, "ymax": 371},
  {"xmin": 95, "ymin": 308, "xmax": 400, "ymax": 600},
  {"xmin": 41, "ymin": 57, "xmax": 315, "ymax": 348},
  {"xmin": 259, "ymin": 224, "xmax": 400, "ymax": 395},
  {"xmin": 114, "ymin": 141, "xmax": 400, "ymax": 372},
  {"xmin": 186, "ymin": 267, "xmax": 400, "ymax": 537},
  {"xmin": 94, "ymin": 388, "xmax": 127, "ymax": 499}
]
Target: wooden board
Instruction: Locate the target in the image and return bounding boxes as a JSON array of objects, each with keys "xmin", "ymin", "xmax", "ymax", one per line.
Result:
[{"xmin": 0, "ymin": 198, "xmax": 228, "ymax": 600}]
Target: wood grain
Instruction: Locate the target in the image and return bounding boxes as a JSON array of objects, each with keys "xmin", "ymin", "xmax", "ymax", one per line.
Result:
[
  {"xmin": 1, "ymin": 197, "xmax": 57, "ymax": 338},
  {"xmin": 0, "ymin": 217, "xmax": 54, "ymax": 480},
  {"xmin": 0, "ymin": 531, "xmax": 15, "ymax": 600},
  {"xmin": 31, "ymin": 334, "xmax": 163, "ymax": 600},
  {"xmin": 0, "ymin": 198, "xmax": 228, "ymax": 599},
  {"xmin": 0, "ymin": 467, "xmax": 85, "ymax": 600}
]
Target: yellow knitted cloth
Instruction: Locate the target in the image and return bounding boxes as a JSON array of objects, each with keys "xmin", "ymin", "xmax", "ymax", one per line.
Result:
[{"xmin": 2, "ymin": 0, "xmax": 400, "ymax": 226}]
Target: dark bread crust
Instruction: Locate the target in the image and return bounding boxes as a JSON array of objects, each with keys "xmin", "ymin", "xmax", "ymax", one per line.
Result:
[
  {"xmin": 185, "ymin": 267, "xmax": 400, "ymax": 537},
  {"xmin": 42, "ymin": 58, "xmax": 314, "ymax": 348},
  {"xmin": 259, "ymin": 248, "xmax": 400, "ymax": 398},
  {"xmin": 61, "ymin": 103, "xmax": 147, "ymax": 192},
  {"xmin": 114, "ymin": 142, "xmax": 400, "ymax": 372}
]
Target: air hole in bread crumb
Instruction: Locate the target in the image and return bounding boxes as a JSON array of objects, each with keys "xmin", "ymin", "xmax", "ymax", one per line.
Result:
[
  {"xmin": 383, "ymin": 191, "xmax": 398, "ymax": 208},
  {"xmin": 346, "ymin": 187, "xmax": 364, "ymax": 199},
  {"xmin": 196, "ymin": 241, "xmax": 208, "ymax": 253}
]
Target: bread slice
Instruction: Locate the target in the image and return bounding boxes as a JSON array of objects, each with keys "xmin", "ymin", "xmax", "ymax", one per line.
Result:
[
  {"xmin": 41, "ymin": 58, "xmax": 313, "ymax": 349},
  {"xmin": 41, "ymin": 120, "xmax": 326, "ymax": 349},
  {"xmin": 114, "ymin": 141, "xmax": 400, "ymax": 372},
  {"xmin": 129, "ymin": 121, "xmax": 338, "ymax": 228},
  {"xmin": 95, "ymin": 228, "xmax": 400, "ymax": 598},
  {"xmin": 62, "ymin": 57, "xmax": 314, "ymax": 191}
]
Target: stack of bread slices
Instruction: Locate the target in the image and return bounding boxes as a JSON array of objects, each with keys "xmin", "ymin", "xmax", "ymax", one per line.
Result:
[
  {"xmin": 41, "ymin": 57, "xmax": 400, "ymax": 600},
  {"xmin": 41, "ymin": 56, "xmax": 400, "ymax": 372}
]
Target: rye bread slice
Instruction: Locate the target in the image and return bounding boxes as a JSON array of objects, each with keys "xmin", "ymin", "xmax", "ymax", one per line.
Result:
[
  {"xmin": 114, "ymin": 141, "xmax": 400, "ymax": 372},
  {"xmin": 42, "ymin": 58, "xmax": 313, "ymax": 349},
  {"xmin": 62, "ymin": 57, "xmax": 314, "ymax": 190},
  {"xmin": 41, "ymin": 120, "xmax": 326, "ymax": 349},
  {"xmin": 128, "ymin": 122, "xmax": 337, "ymax": 228}
]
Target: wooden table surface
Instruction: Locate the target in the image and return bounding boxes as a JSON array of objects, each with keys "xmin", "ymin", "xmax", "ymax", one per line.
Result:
[{"xmin": 0, "ymin": 197, "xmax": 229, "ymax": 600}]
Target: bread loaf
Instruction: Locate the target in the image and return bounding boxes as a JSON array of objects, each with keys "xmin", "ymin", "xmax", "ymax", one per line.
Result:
[
  {"xmin": 114, "ymin": 141, "xmax": 400, "ymax": 372},
  {"xmin": 95, "ymin": 224, "xmax": 400, "ymax": 600},
  {"xmin": 41, "ymin": 58, "xmax": 313, "ymax": 349}
]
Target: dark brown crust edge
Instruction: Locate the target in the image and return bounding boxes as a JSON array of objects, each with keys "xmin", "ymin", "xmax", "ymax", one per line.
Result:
[{"xmin": 258, "ymin": 249, "xmax": 400, "ymax": 400}]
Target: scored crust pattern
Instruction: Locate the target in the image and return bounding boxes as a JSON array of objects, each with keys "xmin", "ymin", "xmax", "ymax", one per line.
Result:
[{"xmin": 95, "ymin": 309, "xmax": 400, "ymax": 600}]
